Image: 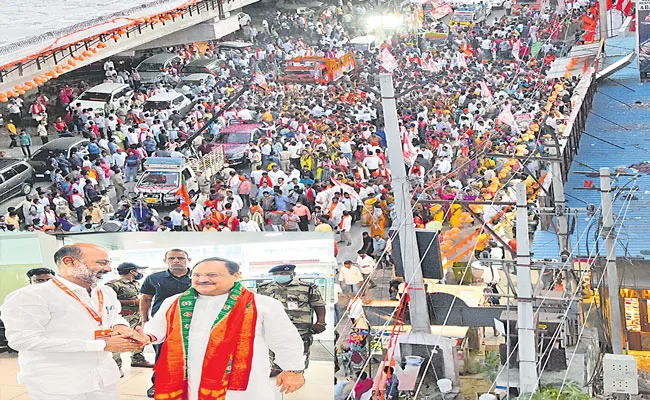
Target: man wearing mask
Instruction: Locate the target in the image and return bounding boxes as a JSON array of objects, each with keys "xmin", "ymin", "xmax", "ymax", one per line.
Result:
[
  {"xmin": 140, "ymin": 249, "xmax": 192, "ymax": 398},
  {"xmin": 257, "ymin": 264, "xmax": 326, "ymax": 376},
  {"xmin": 106, "ymin": 262, "xmax": 154, "ymax": 376}
]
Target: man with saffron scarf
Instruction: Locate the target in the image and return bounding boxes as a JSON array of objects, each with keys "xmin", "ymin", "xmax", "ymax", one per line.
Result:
[{"xmin": 140, "ymin": 257, "xmax": 306, "ymax": 400}]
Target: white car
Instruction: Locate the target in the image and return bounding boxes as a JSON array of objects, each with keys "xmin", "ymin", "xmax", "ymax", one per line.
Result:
[
  {"xmin": 277, "ymin": 0, "xmax": 323, "ymax": 11},
  {"xmin": 237, "ymin": 12, "xmax": 251, "ymax": 27},
  {"xmin": 144, "ymin": 91, "xmax": 193, "ymax": 116},
  {"xmin": 75, "ymin": 83, "xmax": 133, "ymax": 115}
]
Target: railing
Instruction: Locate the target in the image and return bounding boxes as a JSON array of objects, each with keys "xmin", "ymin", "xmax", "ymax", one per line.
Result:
[
  {"xmin": 188, "ymin": 145, "xmax": 225, "ymax": 178},
  {"xmin": 0, "ymin": 0, "xmax": 234, "ymax": 82}
]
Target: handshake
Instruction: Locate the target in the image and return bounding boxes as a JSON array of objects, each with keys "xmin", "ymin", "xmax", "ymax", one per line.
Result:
[{"xmin": 101, "ymin": 325, "xmax": 155, "ymax": 353}]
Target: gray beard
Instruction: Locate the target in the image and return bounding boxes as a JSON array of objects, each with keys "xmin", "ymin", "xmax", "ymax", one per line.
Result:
[{"xmin": 69, "ymin": 262, "xmax": 102, "ymax": 286}]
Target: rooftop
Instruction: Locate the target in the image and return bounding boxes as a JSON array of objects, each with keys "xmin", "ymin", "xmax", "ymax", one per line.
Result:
[{"xmin": 531, "ymin": 36, "xmax": 650, "ymax": 260}]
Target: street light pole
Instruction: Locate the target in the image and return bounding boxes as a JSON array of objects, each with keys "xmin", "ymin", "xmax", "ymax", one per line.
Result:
[{"xmin": 379, "ymin": 73, "xmax": 430, "ymax": 333}]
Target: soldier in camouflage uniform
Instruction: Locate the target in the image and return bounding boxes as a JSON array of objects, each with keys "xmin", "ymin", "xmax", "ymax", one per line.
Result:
[
  {"xmin": 105, "ymin": 262, "xmax": 154, "ymax": 375},
  {"xmin": 257, "ymin": 264, "xmax": 327, "ymax": 376}
]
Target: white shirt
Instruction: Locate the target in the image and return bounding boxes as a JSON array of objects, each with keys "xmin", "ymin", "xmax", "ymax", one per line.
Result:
[
  {"xmin": 169, "ymin": 209, "xmax": 185, "ymax": 226},
  {"xmin": 0, "ymin": 277, "xmax": 127, "ymax": 394},
  {"xmin": 363, "ymin": 155, "xmax": 381, "ymax": 170},
  {"xmin": 144, "ymin": 292, "xmax": 305, "ymax": 400},
  {"xmin": 339, "ymin": 266, "xmax": 363, "ymax": 285},
  {"xmin": 356, "ymin": 256, "xmax": 376, "ymax": 275},
  {"xmin": 347, "ymin": 298, "xmax": 364, "ymax": 320},
  {"xmin": 240, "ymin": 220, "xmax": 261, "ymax": 232}
]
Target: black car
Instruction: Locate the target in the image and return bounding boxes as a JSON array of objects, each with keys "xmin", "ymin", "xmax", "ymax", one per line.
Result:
[
  {"xmin": 29, "ymin": 137, "xmax": 89, "ymax": 178},
  {"xmin": 182, "ymin": 58, "xmax": 222, "ymax": 76},
  {"xmin": 0, "ymin": 158, "xmax": 35, "ymax": 202}
]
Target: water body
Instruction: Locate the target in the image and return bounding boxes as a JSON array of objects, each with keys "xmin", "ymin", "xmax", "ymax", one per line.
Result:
[{"xmin": 0, "ymin": 0, "xmax": 160, "ymax": 47}]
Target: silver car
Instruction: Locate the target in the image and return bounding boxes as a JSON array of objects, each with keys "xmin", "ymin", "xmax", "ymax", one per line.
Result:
[{"xmin": 0, "ymin": 159, "xmax": 35, "ymax": 202}]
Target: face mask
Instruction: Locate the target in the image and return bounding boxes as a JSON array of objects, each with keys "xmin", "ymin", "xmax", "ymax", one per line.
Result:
[
  {"xmin": 133, "ymin": 272, "xmax": 144, "ymax": 280},
  {"xmin": 273, "ymin": 275, "xmax": 292, "ymax": 284}
]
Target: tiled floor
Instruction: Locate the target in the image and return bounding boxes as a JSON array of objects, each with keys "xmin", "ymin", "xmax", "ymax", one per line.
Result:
[{"xmin": 0, "ymin": 352, "xmax": 333, "ymax": 400}]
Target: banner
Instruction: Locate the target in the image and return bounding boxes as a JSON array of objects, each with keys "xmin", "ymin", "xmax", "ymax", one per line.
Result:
[{"xmin": 638, "ymin": 0, "xmax": 650, "ymax": 81}]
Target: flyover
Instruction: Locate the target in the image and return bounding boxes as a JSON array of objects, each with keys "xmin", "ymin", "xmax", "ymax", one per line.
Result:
[{"xmin": 0, "ymin": 0, "xmax": 257, "ymax": 96}]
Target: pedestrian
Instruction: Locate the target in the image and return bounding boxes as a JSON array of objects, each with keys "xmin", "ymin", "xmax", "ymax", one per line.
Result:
[
  {"xmin": 292, "ymin": 200, "xmax": 311, "ymax": 231},
  {"xmin": 6, "ymin": 119, "xmax": 18, "ymax": 148},
  {"xmin": 356, "ymin": 251, "xmax": 377, "ymax": 290},
  {"xmin": 338, "ymin": 210, "xmax": 353, "ymax": 245},
  {"xmin": 139, "ymin": 248, "xmax": 192, "ymax": 398},
  {"xmin": 339, "ymin": 260, "xmax": 363, "ymax": 294},
  {"xmin": 18, "ymin": 129, "xmax": 32, "ymax": 158},
  {"xmin": 0, "ymin": 243, "xmax": 146, "ymax": 400},
  {"xmin": 257, "ymin": 264, "xmax": 327, "ymax": 376},
  {"xmin": 143, "ymin": 257, "xmax": 306, "ymax": 399},
  {"xmin": 503, "ymin": 0, "xmax": 512, "ymax": 14},
  {"xmin": 37, "ymin": 120, "xmax": 48, "ymax": 144},
  {"xmin": 105, "ymin": 263, "xmax": 154, "ymax": 377}
]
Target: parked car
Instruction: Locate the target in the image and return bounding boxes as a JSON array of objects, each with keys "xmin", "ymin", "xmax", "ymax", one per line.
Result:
[
  {"xmin": 182, "ymin": 58, "xmax": 222, "ymax": 76},
  {"xmin": 175, "ymin": 73, "xmax": 214, "ymax": 96},
  {"xmin": 74, "ymin": 83, "xmax": 134, "ymax": 115},
  {"xmin": 277, "ymin": 0, "xmax": 323, "ymax": 10},
  {"xmin": 135, "ymin": 53, "xmax": 184, "ymax": 86},
  {"xmin": 0, "ymin": 159, "xmax": 35, "ymax": 202},
  {"xmin": 29, "ymin": 137, "xmax": 89, "ymax": 178},
  {"xmin": 144, "ymin": 91, "xmax": 193, "ymax": 115},
  {"xmin": 213, "ymin": 41, "xmax": 255, "ymax": 50},
  {"xmin": 237, "ymin": 12, "xmax": 252, "ymax": 27}
]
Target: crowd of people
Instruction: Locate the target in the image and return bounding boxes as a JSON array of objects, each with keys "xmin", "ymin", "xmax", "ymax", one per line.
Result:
[{"xmin": 0, "ymin": 0, "xmax": 599, "ymax": 397}]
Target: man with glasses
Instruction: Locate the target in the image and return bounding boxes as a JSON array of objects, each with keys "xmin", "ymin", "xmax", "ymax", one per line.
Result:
[
  {"xmin": 140, "ymin": 248, "xmax": 192, "ymax": 398},
  {"xmin": 0, "ymin": 243, "xmax": 147, "ymax": 400},
  {"xmin": 141, "ymin": 257, "xmax": 306, "ymax": 399}
]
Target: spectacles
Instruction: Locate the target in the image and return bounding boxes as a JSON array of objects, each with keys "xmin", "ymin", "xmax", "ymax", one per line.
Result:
[{"xmin": 191, "ymin": 273, "xmax": 228, "ymax": 279}]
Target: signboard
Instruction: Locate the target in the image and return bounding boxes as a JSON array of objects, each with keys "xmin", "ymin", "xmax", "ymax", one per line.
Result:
[{"xmin": 638, "ymin": 0, "xmax": 650, "ymax": 81}]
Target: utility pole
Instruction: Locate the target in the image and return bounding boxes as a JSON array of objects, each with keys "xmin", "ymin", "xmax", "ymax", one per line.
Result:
[
  {"xmin": 599, "ymin": 0, "xmax": 609, "ymax": 39},
  {"xmin": 600, "ymin": 167, "xmax": 624, "ymax": 354},
  {"xmin": 548, "ymin": 147, "xmax": 571, "ymax": 259},
  {"xmin": 379, "ymin": 73, "xmax": 430, "ymax": 333},
  {"xmin": 515, "ymin": 181, "xmax": 538, "ymax": 394}
]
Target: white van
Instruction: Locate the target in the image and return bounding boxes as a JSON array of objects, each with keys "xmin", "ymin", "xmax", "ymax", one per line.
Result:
[
  {"xmin": 349, "ymin": 35, "xmax": 377, "ymax": 53},
  {"xmin": 75, "ymin": 83, "xmax": 133, "ymax": 115},
  {"xmin": 144, "ymin": 91, "xmax": 193, "ymax": 115}
]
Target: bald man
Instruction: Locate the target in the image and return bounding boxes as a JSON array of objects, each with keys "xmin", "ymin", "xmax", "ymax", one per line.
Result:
[{"xmin": 0, "ymin": 243, "xmax": 147, "ymax": 400}]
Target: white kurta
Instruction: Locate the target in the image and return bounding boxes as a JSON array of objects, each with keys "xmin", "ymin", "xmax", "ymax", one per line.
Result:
[
  {"xmin": 145, "ymin": 292, "xmax": 305, "ymax": 400},
  {"xmin": 0, "ymin": 277, "xmax": 126, "ymax": 396}
]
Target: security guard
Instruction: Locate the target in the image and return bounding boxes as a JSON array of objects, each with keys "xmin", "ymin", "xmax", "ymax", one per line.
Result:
[
  {"xmin": 257, "ymin": 264, "xmax": 327, "ymax": 375},
  {"xmin": 106, "ymin": 262, "xmax": 154, "ymax": 375}
]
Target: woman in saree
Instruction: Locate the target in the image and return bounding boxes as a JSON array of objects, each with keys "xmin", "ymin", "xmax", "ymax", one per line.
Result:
[{"xmin": 369, "ymin": 205, "xmax": 386, "ymax": 238}]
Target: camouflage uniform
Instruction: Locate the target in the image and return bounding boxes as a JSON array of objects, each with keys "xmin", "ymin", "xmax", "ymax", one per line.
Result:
[
  {"xmin": 257, "ymin": 278, "xmax": 325, "ymax": 370},
  {"xmin": 105, "ymin": 278, "xmax": 147, "ymax": 367}
]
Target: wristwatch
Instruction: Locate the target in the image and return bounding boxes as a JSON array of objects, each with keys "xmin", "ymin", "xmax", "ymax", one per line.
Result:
[{"xmin": 285, "ymin": 370, "xmax": 305, "ymax": 375}]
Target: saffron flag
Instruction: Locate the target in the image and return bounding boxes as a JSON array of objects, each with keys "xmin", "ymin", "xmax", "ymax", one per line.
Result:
[
  {"xmin": 480, "ymin": 80, "xmax": 493, "ymax": 99},
  {"xmin": 512, "ymin": 39, "xmax": 521, "ymax": 61},
  {"xmin": 252, "ymin": 66, "xmax": 268, "ymax": 89},
  {"xmin": 176, "ymin": 176, "xmax": 192, "ymax": 216},
  {"xmin": 380, "ymin": 48, "xmax": 398, "ymax": 72},
  {"xmin": 497, "ymin": 103, "xmax": 519, "ymax": 134}
]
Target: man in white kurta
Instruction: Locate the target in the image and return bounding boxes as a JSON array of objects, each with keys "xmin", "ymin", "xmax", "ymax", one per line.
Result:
[
  {"xmin": 143, "ymin": 257, "xmax": 306, "ymax": 400},
  {"xmin": 0, "ymin": 243, "xmax": 146, "ymax": 400}
]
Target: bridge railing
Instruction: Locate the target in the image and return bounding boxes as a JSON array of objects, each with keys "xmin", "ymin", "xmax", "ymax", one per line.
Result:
[{"xmin": 0, "ymin": 0, "xmax": 234, "ymax": 82}]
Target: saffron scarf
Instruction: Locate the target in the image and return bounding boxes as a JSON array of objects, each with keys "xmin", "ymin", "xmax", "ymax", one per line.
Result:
[{"xmin": 154, "ymin": 281, "xmax": 257, "ymax": 400}]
